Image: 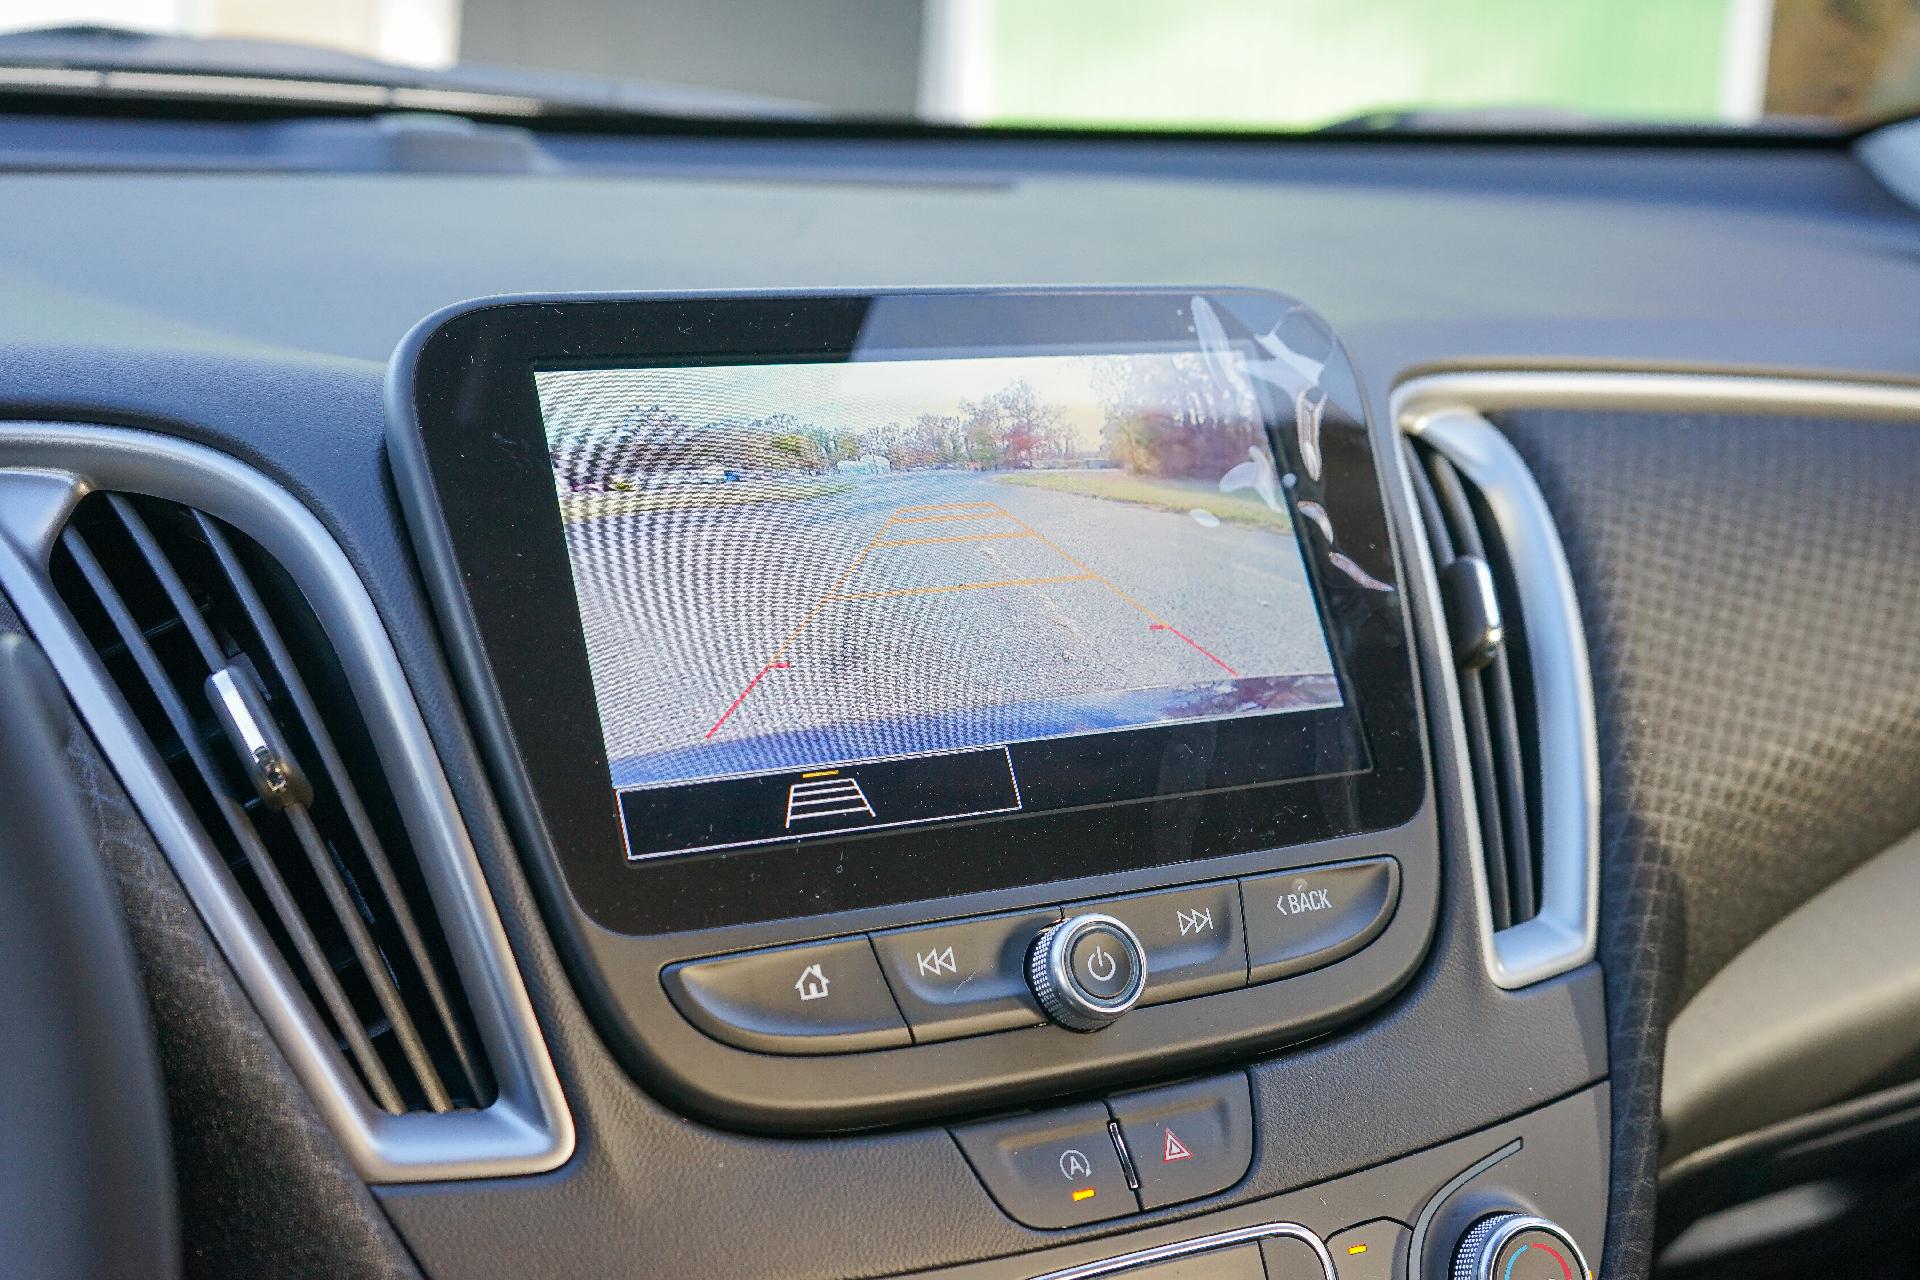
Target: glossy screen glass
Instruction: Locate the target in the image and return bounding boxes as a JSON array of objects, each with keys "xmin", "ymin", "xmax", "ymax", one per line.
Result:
[{"xmin": 537, "ymin": 347, "xmax": 1345, "ymax": 856}]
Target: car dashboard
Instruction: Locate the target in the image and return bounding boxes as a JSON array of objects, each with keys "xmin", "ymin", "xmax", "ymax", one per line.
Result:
[{"xmin": 3, "ymin": 110, "xmax": 1920, "ymax": 1280}]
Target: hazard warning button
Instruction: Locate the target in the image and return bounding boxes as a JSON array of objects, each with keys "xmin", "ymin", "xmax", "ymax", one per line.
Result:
[{"xmin": 1108, "ymin": 1073, "xmax": 1254, "ymax": 1210}]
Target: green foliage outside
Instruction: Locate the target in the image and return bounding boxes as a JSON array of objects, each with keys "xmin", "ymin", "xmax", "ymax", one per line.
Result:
[
  {"xmin": 988, "ymin": 0, "xmax": 1737, "ymax": 129},
  {"xmin": 997, "ymin": 470, "xmax": 1294, "ymax": 531}
]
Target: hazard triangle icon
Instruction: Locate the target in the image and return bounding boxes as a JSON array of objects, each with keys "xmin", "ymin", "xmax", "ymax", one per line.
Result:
[{"xmin": 1162, "ymin": 1128, "xmax": 1193, "ymax": 1163}]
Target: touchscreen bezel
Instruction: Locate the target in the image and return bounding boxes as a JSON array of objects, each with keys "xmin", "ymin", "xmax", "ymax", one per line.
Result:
[{"xmin": 392, "ymin": 289, "xmax": 1422, "ymax": 937}]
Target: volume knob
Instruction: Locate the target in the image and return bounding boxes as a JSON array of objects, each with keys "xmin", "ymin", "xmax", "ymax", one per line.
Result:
[
  {"xmin": 1027, "ymin": 913, "xmax": 1147, "ymax": 1032},
  {"xmin": 1453, "ymin": 1213, "xmax": 1589, "ymax": 1280}
]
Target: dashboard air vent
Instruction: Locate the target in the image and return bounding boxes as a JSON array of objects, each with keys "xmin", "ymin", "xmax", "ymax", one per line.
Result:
[
  {"xmin": 1404, "ymin": 437, "xmax": 1541, "ymax": 929},
  {"xmin": 49, "ymin": 492, "xmax": 494, "ymax": 1114}
]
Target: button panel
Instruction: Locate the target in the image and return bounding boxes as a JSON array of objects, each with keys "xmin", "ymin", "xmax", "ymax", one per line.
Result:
[
  {"xmin": 1108, "ymin": 1074, "xmax": 1255, "ymax": 1210},
  {"xmin": 664, "ymin": 855, "xmax": 1400, "ymax": 1055},
  {"xmin": 951, "ymin": 1072, "xmax": 1256, "ymax": 1230},
  {"xmin": 1067, "ymin": 881, "xmax": 1247, "ymax": 1006}
]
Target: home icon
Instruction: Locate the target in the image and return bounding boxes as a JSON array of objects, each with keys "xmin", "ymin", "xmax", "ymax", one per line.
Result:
[{"xmin": 794, "ymin": 963, "xmax": 831, "ymax": 1002}]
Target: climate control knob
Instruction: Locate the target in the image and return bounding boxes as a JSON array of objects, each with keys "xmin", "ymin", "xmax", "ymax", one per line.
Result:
[
  {"xmin": 1453, "ymin": 1213, "xmax": 1590, "ymax": 1280},
  {"xmin": 1027, "ymin": 914, "xmax": 1147, "ymax": 1031}
]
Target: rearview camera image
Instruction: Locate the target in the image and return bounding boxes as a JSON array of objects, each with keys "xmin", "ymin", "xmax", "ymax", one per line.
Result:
[{"xmin": 538, "ymin": 349, "xmax": 1340, "ymax": 790}]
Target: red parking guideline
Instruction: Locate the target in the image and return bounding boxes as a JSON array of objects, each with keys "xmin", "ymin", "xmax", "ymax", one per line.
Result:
[
  {"xmin": 705, "ymin": 660, "xmax": 790, "ymax": 739},
  {"xmin": 1148, "ymin": 623, "xmax": 1238, "ymax": 677}
]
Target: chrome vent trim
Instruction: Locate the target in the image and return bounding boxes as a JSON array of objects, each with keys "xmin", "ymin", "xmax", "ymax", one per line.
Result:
[
  {"xmin": 1393, "ymin": 369, "xmax": 1920, "ymax": 988},
  {"xmin": 1392, "ymin": 382, "xmax": 1599, "ymax": 989},
  {"xmin": 0, "ymin": 424, "xmax": 572, "ymax": 1182},
  {"xmin": 1404, "ymin": 437, "xmax": 1538, "ymax": 932}
]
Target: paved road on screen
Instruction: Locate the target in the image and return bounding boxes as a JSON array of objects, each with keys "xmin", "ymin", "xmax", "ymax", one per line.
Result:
[{"xmin": 561, "ymin": 471, "xmax": 1336, "ymax": 784}]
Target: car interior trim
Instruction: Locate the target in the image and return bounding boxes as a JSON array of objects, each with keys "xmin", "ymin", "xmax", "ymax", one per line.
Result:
[
  {"xmin": 1392, "ymin": 383, "xmax": 1600, "ymax": 989},
  {"xmin": 1857, "ymin": 116, "xmax": 1920, "ymax": 213},
  {"xmin": 0, "ymin": 422, "xmax": 574, "ymax": 1183},
  {"xmin": 1404, "ymin": 1137, "xmax": 1523, "ymax": 1275},
  {"xmin": 1023, "ymin": 1220, "xmax": 1336, "ymax": 1280},
  {"xmin": 1395, "ymin": 368, "xmax": 1920, "ymax": 1002},
  {"xmin": 1661, "ymin": 823, "xmax": 1920, "ymax": 1163}
]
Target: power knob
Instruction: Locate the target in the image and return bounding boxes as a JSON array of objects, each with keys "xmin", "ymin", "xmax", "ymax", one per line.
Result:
[
  {"xmin": 1026, "ymin": 913, "xmax": 1147, "ymax": 1031},
  {"xmin": 1453, "ymin": 1213, "xmax": 1590, "ymax": 1280}
]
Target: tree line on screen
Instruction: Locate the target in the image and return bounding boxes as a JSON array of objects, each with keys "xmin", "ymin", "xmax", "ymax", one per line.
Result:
[{"xmin": 549, "ymin": 352, "xmax": 1262, "ymax": 490}]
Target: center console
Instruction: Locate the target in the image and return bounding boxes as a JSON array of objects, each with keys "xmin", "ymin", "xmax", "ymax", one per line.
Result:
[
  {"xmin": 392, "ymin": 287, "xmax": 1434, "ymax": 1134},
  {"xmin": 385, "ymin": 287, "xmax": 1606, "ymax": 1276}
]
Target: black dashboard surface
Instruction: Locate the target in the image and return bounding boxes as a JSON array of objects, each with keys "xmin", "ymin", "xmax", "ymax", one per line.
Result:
[{"xmin": 4, "ymin": 126, "xmax": 1919, "ymax": 1280}]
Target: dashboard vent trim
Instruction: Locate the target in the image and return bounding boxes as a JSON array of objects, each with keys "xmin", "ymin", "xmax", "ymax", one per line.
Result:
[
  {"xmin": 1403, "ymin": 438, "xmax": 1539, "ymax": 932},
  {"xmin": 0, "ymin": 424, "xmax": 572, "ymax": 1182},
  {"xmin": 1392, "ymin": 368, "xmax": 1920, "ymax": 989},
  {"xmin": 1392, "ymin": 389, "xmax": 1598, "ymax": 989}
]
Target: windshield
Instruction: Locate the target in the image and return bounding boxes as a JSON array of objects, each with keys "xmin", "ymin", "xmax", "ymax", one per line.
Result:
[{"xmin": 5, "ymin": 0, "xmax": 1919, "ymax": 131}]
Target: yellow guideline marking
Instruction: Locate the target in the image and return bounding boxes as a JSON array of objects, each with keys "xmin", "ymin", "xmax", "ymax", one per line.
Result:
[
  {"xmin": 873, "ymin": 530, "xmax": 1037, "ymax": 548},
  {"xmin": 1070, "ymin": 1188, "xmax": 1096, "ymax": 1202},
  {"xmin": 800, "ymin": 770, "xmax": 838, "ymax": 779},
  {"xmin": 890, "ymin": 511, "xmax": 1008, "ymax": 525},
  {"xmin": 762, "ymin": 513, "xmax": 903, "ymax": 664},
  {"xmin": 1346, "ymin": 1244, "xmax": 1368, "ymax": 1255},
  {"xmin": 825, "ymin": 573, "xmax": 1095, "ymax": 603},
  {"xmin": 985, "ymin": 504, "xmax": 1170, "ymax": 627},
  {"xmin": 896, "ymin": 501, "xmax": 996, "ymax": 514}
]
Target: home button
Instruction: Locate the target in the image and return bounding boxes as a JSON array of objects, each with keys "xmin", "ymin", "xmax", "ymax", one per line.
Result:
[{"xmin": 664, "ymin": 936, "xmax": 911, "ymax": 1055}]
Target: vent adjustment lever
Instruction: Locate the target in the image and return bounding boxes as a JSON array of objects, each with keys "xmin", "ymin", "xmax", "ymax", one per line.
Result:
[{"xmin": 207, "ymin": 663, "xmax": 313, "ymax": 810}]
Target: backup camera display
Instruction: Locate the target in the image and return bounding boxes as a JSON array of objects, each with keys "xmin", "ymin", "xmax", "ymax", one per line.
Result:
[{"xmin": 537, "ymin": 348, "xmax": 1342, "ymax": 854}]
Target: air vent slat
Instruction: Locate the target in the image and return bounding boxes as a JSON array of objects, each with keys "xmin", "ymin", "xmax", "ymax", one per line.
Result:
[
  {"xmin": 60, "ymin": 524, "xmax": 409, "ymax": 1113},
  {"xmin": 282, "ymin": 804, "xmax": 454, "ymax": 1112},
  {"xmin": 1422, "ymin": 449, "xmax": 1539, "ymax": 925},
  {"xmin": 193, "ymin": 512, "xmax": 492, "ymax": 1098},
  {"xmin": 106, "ymin": 494, "xmax": 226, "ymax": 671}
]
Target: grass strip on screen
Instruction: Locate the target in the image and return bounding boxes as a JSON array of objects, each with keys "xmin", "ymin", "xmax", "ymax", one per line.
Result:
[{"xmin": 995, "ymin": 470, "xmax": 1292, "ymax": 531}]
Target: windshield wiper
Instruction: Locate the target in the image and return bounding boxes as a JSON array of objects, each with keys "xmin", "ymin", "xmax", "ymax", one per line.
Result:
[
  {"xmin": 1315, "ymin": 103, "xmax": 1842, "ymax": 136},
  {"xmin": 0, "ymin": 23, "xmax": 823, "ymax": 122}
]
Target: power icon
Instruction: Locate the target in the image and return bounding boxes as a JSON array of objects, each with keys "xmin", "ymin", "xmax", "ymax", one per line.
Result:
[
  {"xmin": 1085, "ymin": 944, "xmax": 1117, "ymax": 984},
  {"xmin": 1067, "ymin": 923, "xmax": 1139, "ymax": 1002}
]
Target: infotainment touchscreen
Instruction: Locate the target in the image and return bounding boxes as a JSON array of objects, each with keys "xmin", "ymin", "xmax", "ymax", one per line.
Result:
[
  {"xmin": 395, "ymin": 289, "xmax": 1420, "ymax": 932},
  {"xmin": 536, "ymin": 346, "xmax": 1351, "ymax": 858}
]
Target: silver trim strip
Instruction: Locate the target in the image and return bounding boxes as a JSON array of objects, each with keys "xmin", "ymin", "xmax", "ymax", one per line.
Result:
[
  {"xmin": 1027, "ymin": 1221, "xmax": 1333, "ymax": 1280},
  {"xmin": 1392, "ymin": 370, "xmax": 1920, "ymax": 989},
  {"xmin": 0, "ymin": 425, "xmax": 573, "ymax": 1182},
  {"xmin": 1407, "ymin": 1138, "xmax": 1522, "ymax": 1273},
  {"xmin": 1393, "ymin": 388, "xmax": 1599, "ymax": 989}
]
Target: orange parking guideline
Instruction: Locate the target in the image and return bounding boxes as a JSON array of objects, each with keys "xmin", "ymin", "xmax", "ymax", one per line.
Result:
[
  {"xmin": 873, "ymin": 530, "xmax": 1037, "ymax": 548},
  {"xmin": 890, "ymin": 510, "xmax": 1008, "ymax": 525},
  {"xmin": 825, "ymin": 573, "xmax": 1096, "ymax": 603},
  {"xmin": 703, "ymin": 497, "xmax": 1239, "ymax": 738},
  {"xmin": 984, "ymin": 503, "xmax": 1169, "ymax": 626}
]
